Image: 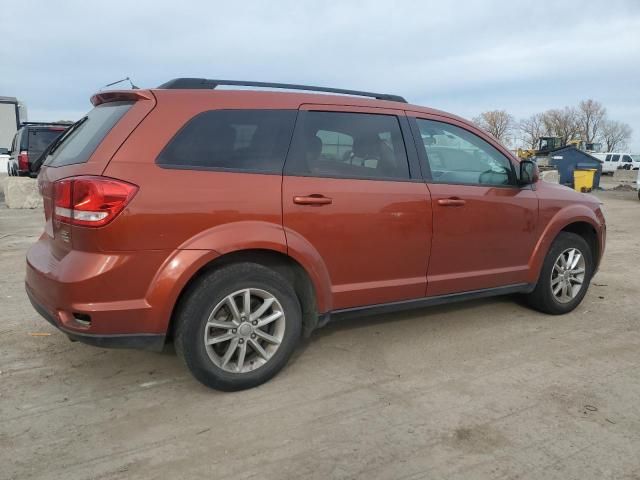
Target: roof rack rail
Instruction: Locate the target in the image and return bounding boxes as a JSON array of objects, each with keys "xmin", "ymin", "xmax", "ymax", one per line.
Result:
[
  {"xmin": 157, "ymin": 78, "xmax": 407, "ymax": 103},
  {"xmin": 20, "ymin": 121, "xmax": 74, "ymax": 127}
]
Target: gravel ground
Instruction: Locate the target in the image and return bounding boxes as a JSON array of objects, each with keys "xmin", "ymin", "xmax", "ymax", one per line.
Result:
[{"xmin": 1, "ymin": 189, "xmax": 639, "ymax": 480}]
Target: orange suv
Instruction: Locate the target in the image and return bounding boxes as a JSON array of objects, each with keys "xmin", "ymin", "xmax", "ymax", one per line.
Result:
[{"xmin": 26, "ymin": 78, "xmax": 606, "ymax": 390}]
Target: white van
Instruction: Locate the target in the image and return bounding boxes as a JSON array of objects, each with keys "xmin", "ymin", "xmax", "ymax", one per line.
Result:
[{"xmin": 598, "ymin": 153, "xmax": 640, "ymax": 174}]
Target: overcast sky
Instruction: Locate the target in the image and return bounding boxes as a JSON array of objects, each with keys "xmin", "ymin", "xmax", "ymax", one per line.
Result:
[{"xmin": 2, "ymin": 0, "xmax": 639, "ymax": 150}]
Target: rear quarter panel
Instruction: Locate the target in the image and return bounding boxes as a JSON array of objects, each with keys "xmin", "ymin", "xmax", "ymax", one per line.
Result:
[
  {"xmin": 100, "ymin": 91, "xmax": 305, "ymax": 326},
  {"xmin": 100, "ymin": 91, "xmax": 290, "ymax": 253}
]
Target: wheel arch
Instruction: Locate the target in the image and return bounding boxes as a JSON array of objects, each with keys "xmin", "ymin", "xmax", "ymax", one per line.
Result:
[
  {"xmin": 528, "ymin": 206, "xmax": 602, "ymax": 284},
  {"xmin": 559, "ymin": 221, "xmax": 600, "ymax": 268},
  {"xmin": 166, "ymin": 249, "xmax": 323, "ymax": 341}
]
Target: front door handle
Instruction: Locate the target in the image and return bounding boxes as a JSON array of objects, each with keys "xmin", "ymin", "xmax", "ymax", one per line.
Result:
[
  {"xmin": 437, "ymin": 198, "xmax": 466, "ymax": 207},
  {"xmin": 293, "ymin": 195, "xmax": 333, "ymax": 206}
]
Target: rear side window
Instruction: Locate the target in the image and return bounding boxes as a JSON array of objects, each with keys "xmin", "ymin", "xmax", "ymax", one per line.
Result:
[
  {"xmin": 611, "ymin": 155, "xmax": 620, "ymax": 162},
  {"xmin": 19, "ymin": 129, "xmax": 29, "ymax": 150},
  {"xmin": 45, "ymin": 101, "xmax": 133, "ymax": 167},
  {"xmin": 157, "ymin": 110, "xmax": 297, "ymax": 174},
  {"xmin": 284, "ymin": 111, "xmax": 410, "ymax": 180},
  {"xmin": 12, "ymin": 130, "xmax": 22, "ymax": 151}
]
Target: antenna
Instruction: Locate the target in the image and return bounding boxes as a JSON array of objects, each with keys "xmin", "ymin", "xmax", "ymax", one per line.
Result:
[{"xmin": 101, "ymin": 77, "xmax": 139, "ymax": 90}]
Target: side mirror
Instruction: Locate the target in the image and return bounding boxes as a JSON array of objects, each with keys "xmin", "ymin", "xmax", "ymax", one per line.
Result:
[{"xmin": 519, "ymin": 160, "xmax": 539, "ymax": 185}]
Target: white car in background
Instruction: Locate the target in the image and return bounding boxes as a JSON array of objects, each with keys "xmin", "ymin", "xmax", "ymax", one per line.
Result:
[
  {"xmin": 0, "ymin": 152, "xmax": 8, "ymax": 173},
  {"xmin": 598, "ymin": 152, "xmax": 640, "ymax": 174}
]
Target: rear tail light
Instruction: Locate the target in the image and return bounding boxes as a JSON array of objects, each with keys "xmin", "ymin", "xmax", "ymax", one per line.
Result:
[
  {"xmin": 53, "ymin": 176, "xmax": 138, "ymax": 227},
  {"xmin": 18, "ymin": 151, "xmax": 29, "ymax": 171}
]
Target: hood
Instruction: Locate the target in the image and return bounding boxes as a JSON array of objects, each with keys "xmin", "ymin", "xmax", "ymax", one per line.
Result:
[{"xmin": 537, "ymin": 180, "xmax": 601, "ymax": 206}]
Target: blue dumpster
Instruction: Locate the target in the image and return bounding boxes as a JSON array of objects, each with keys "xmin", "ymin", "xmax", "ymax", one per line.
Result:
[{"xmin": 547, "ymin": 146, "xmax": 602, "ymax": 189}]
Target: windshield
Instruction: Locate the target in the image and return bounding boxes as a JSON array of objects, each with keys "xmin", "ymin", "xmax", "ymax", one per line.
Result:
[
  {"xmin": 631, "ymin": 155, "xmax": 640, "ymax": 162},
  {"xmin": 44, "ymin": 101, "xmax": 132, "ymax": 167}
]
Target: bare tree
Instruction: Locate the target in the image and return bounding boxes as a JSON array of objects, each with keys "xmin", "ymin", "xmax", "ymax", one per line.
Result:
[
  {"xmin": 578, "ymin": 99, "xmax": 607, "ymax": 143},
  {"xmin": 542, "ymin": 107, "xmax": 580, "ymax": 145},
  {"xmin": 519, "ymin": 113, "xmax": 546, "ymax": 149},
  {"xmin": 600, "ymin": 120, "xmax": 632, "ymax": 151},
  {"xmin": 472, "ymin": 110, "xmax": 514, "ymax": 145}
]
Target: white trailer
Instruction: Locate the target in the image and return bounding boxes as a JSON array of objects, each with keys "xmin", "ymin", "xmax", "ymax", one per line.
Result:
[{"xmin": 0, "ymin": 96, "xmax": 26, "ymax": 173}]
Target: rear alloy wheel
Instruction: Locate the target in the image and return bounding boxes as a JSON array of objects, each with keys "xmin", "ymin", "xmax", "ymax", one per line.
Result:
[
  {"xmin": 175, "ymin": 263, "xmax": 301, "ymax": 391},
  {"xmin": 525, "ymin": 232, "xmax": 593, "ymax": 315},
  {"xmin": 203, "ymin": 288, "xmax": 286, "ymax": 374}
]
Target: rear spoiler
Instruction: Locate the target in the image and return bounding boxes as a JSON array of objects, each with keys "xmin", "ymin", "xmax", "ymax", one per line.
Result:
[{"xmin": 90, "ymin": 90, "xmax": 154, "ymax": 106}]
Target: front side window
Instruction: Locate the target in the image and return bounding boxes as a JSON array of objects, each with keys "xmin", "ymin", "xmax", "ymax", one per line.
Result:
[
  {"xmin": 157, "ymin": 109, "xmax": 297, "ymax": 173},
  {"xmin": 285, "ymin": 111, "xmax": 410, "ymax": 180},
  {"xmin": 622, "ymin": 155, "xmax": 632, "ymax": 163},
  {"xmin": 415, "ymin": 119, "xmax": 515, "ymax": 186}
]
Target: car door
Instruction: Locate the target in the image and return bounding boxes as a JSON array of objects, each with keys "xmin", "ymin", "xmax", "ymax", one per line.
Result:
[
  {"xmin": 282, "ymin": 106, "xmax": 431, "ymax": 310},
  {"xmin": 611, "ymin": 154, "xmax": 620, "ymax": 169},
  {"xmin": 409, "ymin": 115, "xmax": 538, "ymax": 297}
]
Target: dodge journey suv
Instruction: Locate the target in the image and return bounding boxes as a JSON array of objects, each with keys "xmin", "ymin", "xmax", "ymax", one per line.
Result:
[{"xmin": 26, "ymin": 78, "xmax": 606, "ymax": 391}]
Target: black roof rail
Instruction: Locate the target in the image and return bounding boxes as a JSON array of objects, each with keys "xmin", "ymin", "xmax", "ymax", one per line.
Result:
[
  {"xmin": 20, "ymin": 121, "xmax": 73, "ymax": 127},
  {"xmin": 157, "ymin": 78, "xmax": 407, "ymax": 103}
]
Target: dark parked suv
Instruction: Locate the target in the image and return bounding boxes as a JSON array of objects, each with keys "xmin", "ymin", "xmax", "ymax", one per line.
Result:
[
  {"xmin": 26, "ymin": 79, "xmax": 606, "ymax": 391},
  {"xmin": 8, "ymin": 122, "xmax": 70, "ymax": 176}
]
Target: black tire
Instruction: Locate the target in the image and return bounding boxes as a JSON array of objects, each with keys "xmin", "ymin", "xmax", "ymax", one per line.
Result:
[
  {"xmin": 174, "ymin": 262, "xmax": 302, "ymax": 391},
  {"xmin": 525, "ymin": 232, "xmax": 593, "ymax": 315}
]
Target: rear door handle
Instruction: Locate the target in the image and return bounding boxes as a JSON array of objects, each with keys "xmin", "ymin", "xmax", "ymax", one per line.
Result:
[
  {"xmin": 293, "ymin": 195, "xmax": 332, "ymax": 206},
  {"xmin": 437, "ymin": 198, "xmax": 466, "ymax": 207}
]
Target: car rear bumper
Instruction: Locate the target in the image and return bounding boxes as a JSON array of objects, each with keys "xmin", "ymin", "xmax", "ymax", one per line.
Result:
[
  {"xmin": 25, "ymin": 235, "xmax": 171, "ymax": 351},
  {"xmin": 26, "ymin": 287, "xmax": 165, "ymax": 350}
]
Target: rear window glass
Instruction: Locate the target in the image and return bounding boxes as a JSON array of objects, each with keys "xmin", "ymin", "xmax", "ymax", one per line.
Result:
[
  {"xmin": 28, "ymin": 128, "xmax": 65, "ymax": 152},
  {"xmin": 157, "ymin": 109, "xmax": 297, "ymax": 173},
  {"xmin": 45, "ymin": 101, "xmax": 133, "ymax": 167}
]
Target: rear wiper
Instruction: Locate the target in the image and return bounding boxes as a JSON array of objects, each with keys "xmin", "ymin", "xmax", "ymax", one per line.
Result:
[{"xmin": 47, "ymin": 115, "xmax": 89, "ymax": 156}]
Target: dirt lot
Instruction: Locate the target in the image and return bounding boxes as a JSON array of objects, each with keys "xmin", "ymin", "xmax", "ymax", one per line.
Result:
[{"xmin": 1, "ymin": 187, "xmax": 639, "ymax": 480}]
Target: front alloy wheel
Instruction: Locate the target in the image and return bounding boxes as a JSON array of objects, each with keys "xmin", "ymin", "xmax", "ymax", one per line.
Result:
[
  {"xmin": 524, "ymin": 231, "xmax": 593, "ymax": 315},
  {"xmin": 550, "ymin": 248, "xmax": 586, "ymax": 303}
]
